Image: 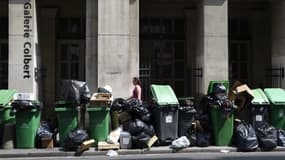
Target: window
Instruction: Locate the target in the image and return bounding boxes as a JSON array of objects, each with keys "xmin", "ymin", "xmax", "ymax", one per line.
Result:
[
  {"xmin": 56, "ymin": 40, "xmax": 85, "ymax": 95},
  {"xmin": 229, "ymin": 17, "xmax": 251, "ymax": 84},
  {"xmin": 0, "ymin": 18, "xmax": 8, "ymax": 38},
  {"xmin": 0, "ymin": 40, "xmax": 8, "ymax": 89},
  {"xmin": 140, "ymin": 17, "xmax": 186, "ymax": 99},
  {"xmin": 57, "ymin": 17, "xmax": 85, "ymax": 39}
]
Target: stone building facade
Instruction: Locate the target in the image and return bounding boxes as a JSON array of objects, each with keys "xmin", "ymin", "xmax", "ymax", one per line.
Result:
[{"xmin": 0, "ymin": 0, "xmax": 284, "ymax": 118}]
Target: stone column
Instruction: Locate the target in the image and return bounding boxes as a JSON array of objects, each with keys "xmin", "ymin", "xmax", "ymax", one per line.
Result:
[
  {"xmin": 86, "ymin": 0, "xmax": 98, "ymax": 93},
  {"xmin": 9, "ymin": 0, "xmax": 39, "ymax": 98},
  {"xmin": 272, "ymin": 1, "xmax": 285, "ymax": 88},
  {"xmin": 39, "ymin": 8, "xmax": 57, "ymax": 118},
  {"xmin": 197, "ymin": 0, "xmax": 229, "ymax": 94},
  {"xmin": 86, "ymin": 0, "xmax": 139, "ymax": 98}
]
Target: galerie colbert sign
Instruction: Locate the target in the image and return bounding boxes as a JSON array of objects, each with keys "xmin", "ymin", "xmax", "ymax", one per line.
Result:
[
  {"xmin": 23, "ymin": 1, "xmax": 33, "ymax": 79},
  {"xmin": 9, "ymin": 0, "xmax": 38, "ymax": 96}
]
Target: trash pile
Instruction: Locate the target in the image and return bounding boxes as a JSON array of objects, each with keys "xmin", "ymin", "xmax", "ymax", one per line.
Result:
[
  {"xmin": 111, "ymin": 98, "xmax": 156, "ymax": 149},
  {"xmin": 5, "ymin": 79, "xmax": 285, "ymax": 155}
]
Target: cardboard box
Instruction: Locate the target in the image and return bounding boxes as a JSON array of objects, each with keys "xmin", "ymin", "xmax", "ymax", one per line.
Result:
[
  {"xmin": 228, "ymin": 81, "xmax": 254, "ymax": 114},
  {"xmin": 41, "ymin": 138, "xmax": 53, "ymax": 148},
  {"xmin": 89, "ymin": 93, "xmax": 111, "ymax": 106}
]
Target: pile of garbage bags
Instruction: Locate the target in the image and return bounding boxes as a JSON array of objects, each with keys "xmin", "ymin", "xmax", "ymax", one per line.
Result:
[
  {"xmin": 111, "ymin": 98, "xmax": 155, "ymax": 148},
  {"xmin": 233, "ymin": 120, "xmax": 280, "ymax": 151}
]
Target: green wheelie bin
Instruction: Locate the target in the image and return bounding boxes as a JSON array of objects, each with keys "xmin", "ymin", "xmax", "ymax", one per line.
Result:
[
  {"xmin": 150, "ymin": 84, "xmax": 179, "ymax": 144},
  {"xmin": 0, "ymin": 90, "xmax": 17, "ymax": 149},
  {"xmin": 0, "ymin": 90, "xmax": 17, "ymax": 124},
  {"xmin": 55, "ymin": 101, "xmax": 78, "ymax": 147},
  {"xmin": 207, "ymin": 80, "xmax": 233, "ymax": 146},
  {"xmin": 249, "ymin": 89, "xmax": 270, "ymax": 129},
  {"xmin": 264, "ymin": 88, "xmax": 285, "ymax": 130},
  {"xmin": 210, "ymin": 105, "xmax": 234, "ymax": 146},
  {"xmin": 87, "ymin": 107, "xmax": 110, "ymax": 145},
  {"xmin": 13, "ymin": 100, "xmax": 41, "ymax": 148}
]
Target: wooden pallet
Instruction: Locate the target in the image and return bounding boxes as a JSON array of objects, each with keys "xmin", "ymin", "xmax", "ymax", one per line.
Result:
[
  {"xmin": 97, "ymin": 142, "xmax": 120, "ymax": 150},
  {"xmin": 76, "ymin": 139, "xmax": 95, "ymax": 153}
]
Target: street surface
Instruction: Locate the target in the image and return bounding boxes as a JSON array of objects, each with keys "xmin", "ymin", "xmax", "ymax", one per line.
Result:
[{"xmin": 3, "ymin": 152, "xmax": 285, "ymax": 160}]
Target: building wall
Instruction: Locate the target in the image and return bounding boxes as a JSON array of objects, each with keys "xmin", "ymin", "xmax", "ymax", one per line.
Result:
[
  {"xmin": 272, "ymin": 1, "xmax": 285, "ymax": 88},
  {"xmin": 38, "ymin": 0, "xmax": 85, "ymax": 118},
  {"xmin": 140, "ymin": 0, "xmax": 197, "ymax": 98},
  {"xmin": 229, "ymin": 1, "xmax": 271, "ymax": 88},
  {"xmin": 4, "ymin": 0, "xmax": 281, "ymax": 117},
  {"xmin": 197, "ymin": 0, "xmax": 229, "ymax": 94},
  {"xmin": 86, "ymin": 0, "xmax": 139, "ymax": 99}
]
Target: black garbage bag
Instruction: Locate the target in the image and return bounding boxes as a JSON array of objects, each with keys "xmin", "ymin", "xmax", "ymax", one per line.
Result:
[
  {"xmin": 124, "ymin": 119, "xmax": 155, "ymax": 136},
  {"xmin": 63, "ymin": 128, "xmax": 89, "ymax": 151},
  {"xmin": 10, "ymin": 100, "xmax": 42, "ymax": 115},
  {"xmin": 132, "ymin": 132, "xmax": 152, "ymax": 149},
  {"xmin": 234, "ymin": 121, "xmax": 258, "ymax": 151},
  {"xmin": 59, "ymin": 80, "xmax": 90, "ymax": 107},
  {"xmin": 184, "ymin": 125, "xmax": 197, "ymax": 147},
  {"xmin": 128, "ymin": 103, "xmax": 151, "ymax": 123},
  {"xmin": 111, "ymin": 98, "xmax": 127, "ymax": 112},
  {"xmin": 124, "ymin": 98, "xmax": 142, "ymax": 112},
  {"xmin": 196, "ymin": 131, "xmax": 211, "ymax": 147},
  {"xmin": 124, "ymin": 118, "xmax": 155, "ymax": 149},
  {"xmin": 212, "ymin": 95, "xmax": 234, "ymax": 116},
  {"xmin": 198, "ymin": 95, "xmax": 213, "ymax": 114},
  {"xmin": 212, "ymin": 83, "xmax": 226, "ymax": 94},
  {"xmin": 37, "ymin": 121, "xmax": 53, "ymax": 139},
  {"xmin": 277, "ymin": 128, "xmax": 285, "ymax": 147},
  {"xmin": 255, "ymin": 122, "xmax": 277, "ymax": 151},
  {"xmin": 98, "ymin": 87, "xmax": 111, "ymax": 93}
]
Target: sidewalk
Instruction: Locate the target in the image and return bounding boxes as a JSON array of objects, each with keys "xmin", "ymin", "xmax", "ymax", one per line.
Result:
[{"xmin": 1, "ymin": 146, "xmax": 285, "ymax": 158}]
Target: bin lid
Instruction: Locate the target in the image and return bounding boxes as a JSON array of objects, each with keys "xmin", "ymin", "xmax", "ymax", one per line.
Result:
[
  {"xmin": 150, "ymin": 84, "xmax": 179, "ymax": 105},
  {"xmin": 207, "ymin": 80, "xmax": 229, "ymax": 94},
  {"xmin": 0, "ymin": 89, "xmax": 17, "ymax": 107},
  {"xmin": 251, "ymin": 88, "xmax": 270, "ymax": 105},
  {"xmin": 264, "ymin": 88, "xmax": 285, "ymax": 105},
  {"xmin": 86, "ymin": 107, "xmax": 110, "ymax": 111},
  {"xmin": 55, "ymin": 107, "xmax": 77, "ymax": 112}
]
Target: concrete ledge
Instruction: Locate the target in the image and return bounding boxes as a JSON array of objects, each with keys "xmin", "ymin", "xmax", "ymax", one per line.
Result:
[{"xmin": 0, "ymin": 146, "xmax": 285, "ymax": 158}]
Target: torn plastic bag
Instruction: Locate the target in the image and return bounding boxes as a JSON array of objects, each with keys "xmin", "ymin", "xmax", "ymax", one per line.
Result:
[
  {"xmin": 63, "ymin": 128, "xmax": 89, "ymax": 151},
  {"xmin": 277, "ymin": 128, "xmax": 285, "ymax": 147},
  {"xmin": 59, "ymin": 80, "xmax": 90, "ymax": 107},
  {"xmin": 255, "ymin": 122, "xmax": 277, "ymax": 151},
  {"xmin": 170, "ymin": 136, "xmax": 190, "ymax": 149},
  {"xmin": 234, "ymin": 121, "xmax": 258, "ymax": 151},
  {"xmin": 37, "ymin": 121, "xmax": 53, "ymax": 139}
]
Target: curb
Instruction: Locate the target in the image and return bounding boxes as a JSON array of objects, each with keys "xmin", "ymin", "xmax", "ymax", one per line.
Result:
[{"xmin": 0, "ymin": 146, "xmax": 285, "ymax": 158}]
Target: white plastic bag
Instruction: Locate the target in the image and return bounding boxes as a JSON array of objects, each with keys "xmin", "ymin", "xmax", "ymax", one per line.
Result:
[
  {"xmin": 171, "ymin": 136, "xmax": 190, "ymax": 149},
  {"xmin": 107, "ymin": 127, "xmax": 122, "ymax": 144}
]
